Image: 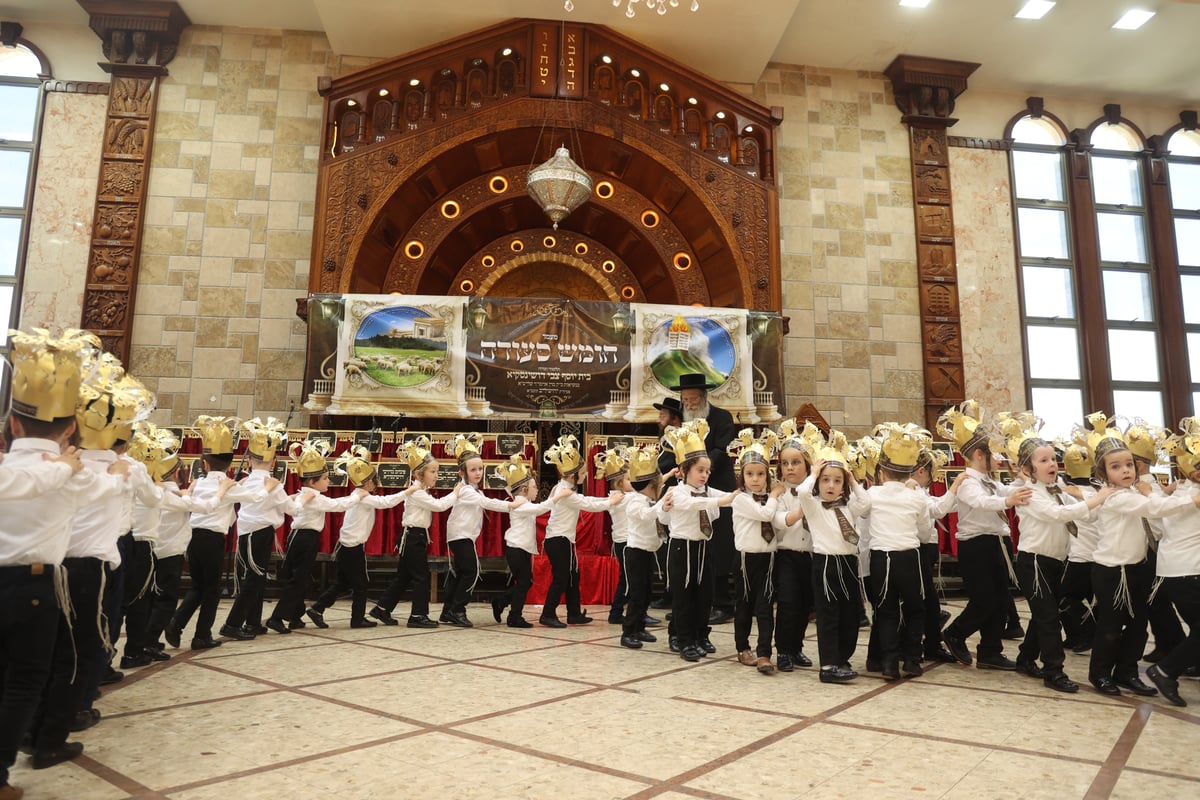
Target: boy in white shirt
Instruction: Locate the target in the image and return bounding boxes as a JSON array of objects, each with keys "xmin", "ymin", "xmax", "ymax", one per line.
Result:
[
  {"xmin": 618, "ymin": 445, "xmax": 672, "ymax": 649},
  {"xmin": 493, "ymin": 454, "xmax": 564, "ymax": 628}
]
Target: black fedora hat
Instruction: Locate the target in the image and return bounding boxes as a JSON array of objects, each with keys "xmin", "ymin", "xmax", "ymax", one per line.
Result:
[
  {"xmin": 653, "ymin": 396, "xmax": 683, "ymax": 418},
  {"xmin": 670, "ymin": 373, "xmax": 719, "ymax": 392}
]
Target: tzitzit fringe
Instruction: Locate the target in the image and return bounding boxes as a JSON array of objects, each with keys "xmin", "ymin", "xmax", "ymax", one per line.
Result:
[
  {"xmin": 999, "ymin": 536, "xmax": 1019, "ymax": 587},
  {"xmin": 53, "ymin": 565, "xmax": 79, "ymax": 683},
  {"xmin": 1148, "ymin": 575, "xmax": 1165, "ymax": 606},
  {"xmin": 1112, "ymin": 564, "xmax": 1134, "ymax": 617},
  {"xmin": 739, "ymin": 551, "xmax": 776, "ymax": 601}
]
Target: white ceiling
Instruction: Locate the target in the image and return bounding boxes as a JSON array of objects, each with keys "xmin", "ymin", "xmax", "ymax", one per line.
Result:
[{"xmin": 6, "ymin": 0, "xmax": 1200, "ymax": 104}]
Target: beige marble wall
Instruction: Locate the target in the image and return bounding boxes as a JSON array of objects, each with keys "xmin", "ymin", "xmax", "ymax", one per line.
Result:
[
  {"xmin": 950, "ymin": 147, "xmax": 1026, "ymax": 412},
  {"xmin": 21, "ymin": 91, "xmax": 107, "ymax": 332},
  {"xmin": 132, "ymin": 26, "xmax": 372, "ymax": 423},
  {"xmin": 753, "ymin": 64, "xmax": 923, "ymax": 436}
]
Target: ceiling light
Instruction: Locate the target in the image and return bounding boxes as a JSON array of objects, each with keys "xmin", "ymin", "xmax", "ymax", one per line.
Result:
[
  {"xmin": 1112, "ymin": 9, "xmax": 1155, "ymax": 29},
  {"xmin": 629, "ymin": 69, "xmax": 640, "ymax": 78},
  {"xmin": 601, "ymin": 54, "xmax": 612, "ymax": 64},
  {"xmin": 898, "ymin": 0, "xmax": 932, "ymax": 8},
  {"xmin": 659, "ymin": 82, "xmax": 670, "ymax": 91},
  {"xmin": 501, "ymin": 47, "xmax": 513, "ymax": 57},
  {"xmin": 409, "ymin": 78, "xmax": 420, "ymax": 86},
  {"xmin": 1015, "ymin": 0, "xmax": 1054, "ymax": 20},
  {"xmin": 378, "ymin": 89, "xmax": 389, "ymax": 97}
]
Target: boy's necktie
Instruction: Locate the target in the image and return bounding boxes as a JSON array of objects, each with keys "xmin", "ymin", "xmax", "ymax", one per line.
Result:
[
  {"xmin": 753, "ymin": 492, "xmax": 774, "ymax": 543},
  {"xmin": 692, "ymin": 491, "xmax": 713, "ymax": 539},
  {"xmin": 1044, "ymin": 484, "xmax": 1079, "ymax": 535},
  {"xmin": 822, "ymin": 500, "xmax": 859, "ymax": 545}
]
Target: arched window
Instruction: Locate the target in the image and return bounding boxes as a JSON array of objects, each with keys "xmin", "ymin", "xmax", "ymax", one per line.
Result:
[
  {"xmin": 0, "ymin": 40, "xmax": 48, "ymax": 358},
  {"xmin": 1167, "ymin": 127, "xmax": 1200, "ymax": 415}
]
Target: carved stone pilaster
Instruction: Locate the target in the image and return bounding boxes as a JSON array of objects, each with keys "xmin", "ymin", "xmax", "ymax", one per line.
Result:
[
  {"xmin": 884, "ymin": 55, "xmax": 978, "ymax": 430},
  {"xmin": 77, "ymin": 1, "xmax": 189, "ymax": 363}
]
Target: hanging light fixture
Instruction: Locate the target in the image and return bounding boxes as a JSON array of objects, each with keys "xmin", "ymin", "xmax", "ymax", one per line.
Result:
[
  {"xmin": 565, "ymin": 0, "xmax": 699, "ymax": 17},
  {"xmin": 527, "ymin": 146, "xmax": 593, "ymax": 229}
]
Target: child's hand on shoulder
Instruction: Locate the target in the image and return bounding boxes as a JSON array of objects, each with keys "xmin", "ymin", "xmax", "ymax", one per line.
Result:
[
  {"xmin": 551, "ymin": 488, "xmax": 573, "ymax": 503},
  {"xmin": 297, "ymin": 490, "xmax": 316, "ymax": 506},
  {"xmin": 1005, "ymin": 486, "xmax": 1033, "ymax": 507},
  {"xmin": 1063, "ymin": 484, "xmax": 1084, "ymax": 500},
  {"xmin": 265, "ymin": 477, "xmax": 281, "ymax": 492},
  {"xmin": 1134, "ymin": 480, "xmax": 1153, "ymax": 497},
  {"xmin": 660, "ymin": 493, "xmax": 675, "ymax": 511},
  {"xmin": 769, "ymin": 484, "xmax": 786, "ymax": 498},
  {"xmin": 510, "ymin": 496, "xmax": 528, "ymax": 508},
  {"xmin": 1162, "ymin": 480, "xmax": 1179, "ymax": 496},
  {"xmin": 353, "ymin": 487, "xmax": 369, "ymax": 498},
  {"xmin": 718, "ymin": 490, "xmax": 739, "ymax": 506},
  {"xmin": 1094, "ymin": 485, "xmax": 1117, "ymax": 502},
  {"xmin": 47, "ymin": 446, "xmax": 83, "ymax": 473},
  {"xmin": 905, "ymin": 478, "xmax": 919, "ymax": 490},
  {"xmin": 107, "ymin": 459, "xmax": 130, "ymax": 477},
  {"xmin": 949, "ymin": 472, "xmax": 967, "ymax": 492},
  {"xmin": 404, "ymin": 481, "xmax": 421, "ymax": 495},
  {"xmin": 607, "ymin": 491, "xmax": 624, "ymax": 505}
]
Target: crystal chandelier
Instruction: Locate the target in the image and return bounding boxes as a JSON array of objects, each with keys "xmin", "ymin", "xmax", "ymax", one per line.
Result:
[
  {"xmin": 563, "ymin": 0, "xmax": 700, "ymax": 17},
  {"xmin": 527, "ymin": 146, "xmax": 593, "ymax": 229}
]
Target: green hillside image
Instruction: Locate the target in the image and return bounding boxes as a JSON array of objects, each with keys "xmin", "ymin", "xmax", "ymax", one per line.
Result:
[{"xmin": 650, "ymin": 349, "xmax": 727, "ymax": 389}]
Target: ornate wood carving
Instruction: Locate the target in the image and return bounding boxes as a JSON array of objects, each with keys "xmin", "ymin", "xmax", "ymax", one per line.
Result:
[
  {"xmin": 44, "ymin": 80, "xmax": 111, "ymax": 95},
  {"xmin": 884, "ymin": 55, "xmax": 978, "ymax": 430},
  {"xmin": 76, "ymin": 1, "xmax": 190, "ymax": 364}
]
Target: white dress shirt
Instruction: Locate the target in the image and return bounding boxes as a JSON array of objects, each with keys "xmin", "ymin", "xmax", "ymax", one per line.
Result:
[
  {"xmin": 921, "ymin": 488, "xmax": 957, "ymax": 545},
  {"xmin": 1155, "ymin": 480, "xmax": 1200, "ymax": 577},
  {"xmin": 625, "ymin": 492, "xmax": 669, "ymax": 553},
  {"xmin": 666, "ymin": 483, "xmax": 729, "ymax": 542},
  {"xmin": 505, "ymin": 498, "xmax": 553, "ymax": 554},
  {"xmin": 794, "ymin": 474, "xmax": 870, "ymax": 556},
  {"xmin": 339, "ymin": 490, "xmax": 406, "ymax": 547},
  {"xmin": 189, "ymin": 471, "xmax": 267, "ymax": 533},
  {"xmin": 863, "ymin": 480, "xmax": 931, "ymax": 552},
  {"xmin": 285, "ymin": 487, "xmax": 361, "ymax": 532},
  {"xmin": 236, "ymin": 469, "xmax": 290, "ymax": 534},
  {"xmin": 445, "ymin": 484, "xmax": 511, "ymax": 543},
  {"xmin": 1015, "ymin": 482, "xmax": 1096, "ymax": 560},
  {"xmin": 155, "ymin": 481, "xmax": 208, "ymax": 559},
  {"xmin": 772, "ymin": 483, "xmax": 813, "ymax": 552},
  {"xmin": 401, "ymin": 488, "xmax": 456, "ymax": 529},
  {"xmin": 954, "ymin": 468, "xmax": 1015, "ymax": 541},
  {"xmin": 132, "ymin": 482, "xmax": 220, "ymax": 546},
  {"xmin": 1066, "ymin": 485, "xmax": 1101, "ymax": 563},
  {"xmin": 67, "ymin": 450, "xmax": 132, "ymax": 565},
  {"xmin": 544, "ymin": 480, "xmax": 613, "ymax": 543},
  {"xmin": 119, "ymin": 455, "xmax": 161, "ymax": 536},
  {"xmin": 1093, "ymin": 488, "xmax": 1195, "ymax": 567},
  {"xmin": 0, "ymin": 453, "xmax": 73, "ymax": 500},
  {"xmin": 732, "ymin": 492, "xmax": 779, "ymax": 554}
]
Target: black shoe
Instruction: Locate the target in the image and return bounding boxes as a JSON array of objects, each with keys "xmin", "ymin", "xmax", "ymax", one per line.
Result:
[
  {"xmin": 491, "ymin": 598, "xmax": 506, "ymax": 624},
  {"xmin": 776, "ymin": 653, "xmax": 794, "ymax": 672},
  {"xmin": 246, "ymin": 624, "xmax": 269, "ymax": 636},
  {"xmin": 165, "ymin": 622, "xmax": 182, "ymax": 649},
  {"xmin": 939, "ymin": 609, "xmax": 950, "ymax": 628},
  {"xmin": 620, "ymin": 634, "xmax": 643, "ymax": 649},
  {"xmin": 819, "ymin": 665, "xmax": 858, "ymax": 684},
  {"xmin": 146, "ymin": 647, "xmax": 171, "ymax": 662},
  {"xmin": 407, "ymin": 615, "xmax": 439, "ymax": 628},
  {"xmin": 99, "ymin": 666, "xmax": 124, "ymax": 685},
  {"xmin": 191, "ymin": 638, "xmax": 222, "ymax": 650},
  {"xmin": 1072, "ymin": 641, "xmax": 1092, "ymax": 654},
  {"xmin": 219, "ymin": 624, "xmax": 255, "ymax": 641},
  {"xmin": 507, "ymin": 618, "xmax": 533, "ymax": 628},
  {"xmin": 1043, "ymin": 673, "xmax": 1080, "ymax": 694},
  {"xmin": 350, "ymin": 618, "xmax": 377, "ymax": 628},
  {"xmin": 1142, "ymin": 648, "xmax": 1165, "ymax": 663},
  {"xmin": 1184, "ymin": 665, "xmax": 1200, "ymax": 679},
  {"xmin": 1003, "ymin": 622, "xmax": 1025, "ymax": 640},
  {"xmin": 31, "ymin": 741, "xmax": 83, "ymax": 770},
  {"xmin": 634, "ymin": 630, "xmax": 657, "ymax": 643},
  {"xmin": 119, "ymin": 653, "xmax": 152, "ymax": 669},
  {"xmin": 69, "ymin": 708, "xmax": 101, "ymax": 732},
  {"xmin": 288, "ymin": 618, "xmax": 306, "ymax": 630},
  {"xmin": 708, "ymin": 609, "xmax": 733, "ymax": 625},
  {"xmin": 265, "ymin": 618, "xmax": 292, "ymax": 635},
  {"xmin": 793, "ymin": 651, "xmax": 813, "ymax": 668},
  {"xmin": 1146, "ymin": 665, "xmax": 1186, "ymax": 706},
  {"xmin": 925, "ymin": 646, "xmax": 959, "ymax": 664},
  {"xmin": 540, "ymin": 615, "xmax": 567, "ymax": 629},
  {"xmin": 1091, "ymin": 677, "xmax": 1121, "ymax": 696},
  {"xmin": 976, "ymin": 654, "xmax": 1018, "ymax": 671},
  {"xmin": 650, "ymin": 597, "xmax": 671, "ymax": 609},
  {"xmin": 608, "ymin": 615, "xmax": 624, "ymax": 625},
  {"xmin": 881, "ymin": 664, "xmax": 901, "ymax": 681},
  {"xmin": 566, "ymin": 614, "xmax": 594, "ymax": 625},
  {"xmin": 865, "ymin": 659, "xmax": 882, "ymax": 673},
  {"xmin": 669, "ymin": 635, "xmax": 681, "ymax": 653},
  {"xmin": 1015, "ymin": 659, "xmax": 1044, "ymax": 679},
  {"xmin": 369, "ymin": 607, "xmax": 399, "ymax": 626},
  {"xmin": 699, "ymin": 638, "xmax": 717, "ymax": 654},
  {"xmin": 305, "ymin": 608, "xmax": 329, "ymax": 629},
  {"xmin": 681, "ymin": 644, "xmax": 704, "ymax": 662},
  {"xmin": 902, "ymin": 660, "xmax": 924, "ymax": 678},
  {"xmin": 941, "ymin": 629, "xmax": 972, "ymax": 665},
  {"xmin": 643, "ymin": 614, "xmax": 661, "ymax": 626},
  {"xmin": 443, "ymin": 612, "xmax": 472, "ymax": 628},
  {"xmin": 1114, "ymin": 675, "xmax": 1157, "ymax": 697}
]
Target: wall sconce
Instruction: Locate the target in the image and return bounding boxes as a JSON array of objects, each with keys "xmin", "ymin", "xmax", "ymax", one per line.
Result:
[
  {"xmin": 468, "ymin": 301, "xmax": 489, "ymax": 330},
  {"xmin": 611, "ymin": 308, "xmax": 632, "ymax": 336}
]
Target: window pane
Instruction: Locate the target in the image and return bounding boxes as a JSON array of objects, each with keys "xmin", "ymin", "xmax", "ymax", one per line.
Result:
[
  {"xmin": 1176, "ymin": 218, "xmax": 1200, "ymax": 267},
  {"xmin": 1030, "ymin": 387, "xmax": 1084, "ymax": 442},
  {"xmin": 1190, "ymin": 332, "xmax": 1200, "ymax": 382},
  {"xmin": 1113, "ymin": 390, "xmax": 1164, "ymax": 428},
  {"xmin": 1012, "ymin": 150, "xmax": 1064, "ymax": 201},
  {"xmin": 1169, "ymin": 161, "xmax": 1200, "ymax": 210},
  {"xmin": 1102, "ymin": 270, "xmax": 1154, "ymax": 322},
  {"xmin": 1183, "ymin": 275, "xmax": 1200, "ymax": 324},
  {"xmin": 0, "ymin": 217, "xmax": 20, "ymax": 277},
  {"xmin": 1169, "ymin": 130, "xmax": 1200, "ymax": 157},
  {"xmin": 0, "ymin": 46, "xmax": 41, "ymax": 79},
  {"xmin": 0, "ymin": 151, "xmax": 31, "ymax": 208},
  {"xmin": 1017, "ymin": 207, "xmax": 1070, "ymax": 259},
  {"xmin": 0, "ymin": 86, "xmax": 38, "ymax": 142},
  {"xmin": 1096, "ymin": 212, "xmax": 1148, "ymax": 263},
  {"xmin": 1012, "ymin": 117, "xmax": 1064, "ymax": 146},
  {"xmin": 1022, "ymin": 265, "xmax": 1075, "ymax": 318},
  {"xmin": 1108, "ymin": 329, "xmax": 1160, "ymax": 382},
  {"xmin": 1093, "ymin": 156, "xmax": 1143, "ymax": 207},
  {"xmin": 1027, "ymin": 325, "xmax": 1081, "ymax": 380},
  {"xmin": 0, "ymin": 285, "xmax": 11, "ymax": 346},
  {"xmin": 1091, "ymin": 124, "xmax": 1140, "ymax": 152}
]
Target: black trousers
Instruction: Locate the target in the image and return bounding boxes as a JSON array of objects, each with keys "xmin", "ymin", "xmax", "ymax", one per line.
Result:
[
  {"xmin": 622, "ymin": 547, "xmax": 655, "ymax": 637},
  {"xmin": 773, "ymin": 549, "xmax": 813, "ymax": 657},
  {"xmin": 734, "ymin": 552, "xmax": 775, "ymax": 657},
  {"xmin": 377, "ymin": 527, "xmax": 431, "ymax": 617},
  {"xmin": 34, "ymin": 557, "xmax": 104, "ymax": 752},
  {"xmin": 1059, "ymin": 560, "xmax": 1096, "ymax": 648},
  {"xmin": 501, "ymin": 545, "xmax": 534, "ymax": 623},
  {"xmin": 919, "ymin": 542, "xmax": 944, "ymax": 655},
  {"xmin": 870, "ymin": 549, "xmax": 924, "ymax": 669},
  {"xmin": 609, "ymin": 541, "xmax": 628, "ymax": 621},
  {"xmin": 146, "ymin": 553, "xmax": 184, "ymax": 647},
  {"xmin": 709, "ymin": 508, "xmax": 737, "ymax": 614},
  {"xmin": 107, "ymin": 532, "xmax": 134, "ymax": 652},
  {"xmin": 1015, "ymin": 552, "xmax": 1068, "ymax": 674},
  {"xmin": 812, "ymin": 553, "xmax": 861, "ymax": 668},
  {"xmin": 1090, "ymin": 560, "xmax": 1152, "ymax": 683},
  {"xmin": 542, "ymin": 537, "xmax": 581, "ymax": 619},
  {"xmin": 946, "ymin": 535, "xmax": 1009, "ymax": 659},
  {"xmin": 315, "ymin": 544, "xmax": 369, "ymax": 622},
  {"xmin": 224, "ymin": 526, "xmax": 276, "ymax": 629},
  {"xmin": 0, "ymin": 565, "xmax": 60, "ymax": 785},
  {"xmin": 668, "ymin": 538, "xmax": 712, "ymax": 647},
  {"xmin": 173, "ymin": 528, "xmax": 227, "ymax": 641},
  {"xmin": 269, "ymin": 529, "xmax": 320, "ymax": 624},
  {"xmin": 1147, "ymin": 548, "xmax": 1186, "ymax": 653},
  {"xmin": 1159, "ymin": 575, "xmax": 1200, "ymax": 678},
  {"xmin": 122, "ymin": 539, "xmax": 155, "ymax": 657},
  {"xmin": 441, "ymin": 538, "xmax": 479, "ymax": 616},
  {"xmin": 1001, "ymin": 535, "xmax": 1020, "ymax": 627}
]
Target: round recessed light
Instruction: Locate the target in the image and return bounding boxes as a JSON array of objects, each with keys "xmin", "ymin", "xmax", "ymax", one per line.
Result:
[
  {"xmin": 510, "ymin": 239, "xmax": 524, "ymax": 252},
  {"xmin": 621, "ymin": 285, "xmax": 635, "ymax": 299},
  {"xmin": 673, "ymin": 252, "xmax": 692, "ymax": 271},
  {"xmin": 502, "ymin": 47, "xmax": 513, "ymax": 56},
  {"xmin": 440, "ymin": 200, "xmax": 461, "ymax": 219},
  {"xmin": 378, "ymin": 88, "xmax": 389, "ymax": 97},
  {"xmin": 405, "ymin": 240, "xmax": 424, "ymax": 259},
  {"xmin": 602, "ymin": 260, "xmax": 616, "ymax": 273},
  {"xmin": 459, "ymin": 279, "xmax": 474, "ymax": 293},
  {"xmin": 640, "ymin": 209, "xmax": 660, "ymax": 229},
  {"xmin": 659, "ymin": 82, "xmax": 670, "ymax": 92},
  {"xmin": 481, "ymin": 255, "xmax": 495, "ymax": 268},
  {"xmin": 489, "ymin": 175, "xmax": 509, "ymax": 194},
  {"xmin": 715, "ymin": 111, "xmax": 726, "ymax": 120},
  {"xmin": 574, "ymin": 242, "xmax": 588, "ymax": 255},
  {"xmin": 630, "ymin": 69, "xmax": 641, "ymax": 78},
  {"xmin": 595, "ymin": 181, "xmax": 614, "ymax": 199},
  {"xmin": 409, "ymin": 78, "xmax": 420, "ymax": 87},
  {"xmin": 542, "ymin": 235, "xmax": 557, "ymax": 249},
  {"xmin": 602, "ymin": 54, "xmax": 612, "ymax": 64}
]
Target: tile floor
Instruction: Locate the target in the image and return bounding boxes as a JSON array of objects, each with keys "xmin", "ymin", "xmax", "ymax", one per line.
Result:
[{"xmin": 9, "ymin": 598, "xmax": 1200, "ymax": 799}]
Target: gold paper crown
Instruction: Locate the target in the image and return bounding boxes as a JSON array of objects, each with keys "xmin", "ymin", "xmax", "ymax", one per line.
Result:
[
  {"xmin": 77, "ymin": 356, "xmax": 154, "ymax": 450},
  {"xmin": 814, "ymin": 429, "xmax": 851, "ymax": 470},
  {"xmin": 195, "ymin": 415, "xmax": 238, "ymax": 456},
  {"xmin": 399, "ymin": 435, "xmax": 434, "ymax": 471},
  {"xmin": 334, "ymin": 444, "xmax": 376, "ymax": 486},
  {"xmin": 920, "ymin": 444, "xmax": 950, "ymax": 481},
  {"xmin": 776, "ymin": 419, "xmax": 806, "ymax": 453},
  {"xmin": 997, "ymin": 411, "xmax": 1047, "ymax": 468},
  {"xmin": 936, "ymin": 400, "xmax": 990, "ymax": 454},
  {"xmin": 628, "ymin": 443, "xmax": 662, "ymax": 483},
  {"xmin": 1059, "ymin": 439, "xmax": 1093, "ymax": 480},
  {"xmin": 129, "ymin": 422, "xmax": 182, "ymax": 482},
  {"xmin": 1077, "ymin": 411, "xmax": 1128, "ymax": 466},
  {"xmin": 242, "ymin": 417, "xmax": 288, "ymax": 460},
  {"xmin": 544, "ymin": 433, "xmax": 583, "ymax": 475},
  {"xmin": 1123, "ymin": 418, "xmax": 1166, "ymax": 463},
  {"xmin": 594, "ymin": 446, "xmax": 630, "ymax": 481},
  {"xmin": 873, "ymin": 422, "xmax": 924, "ymax": 472},
  {"xmin": 7, "ymin": 327, "xmax": 97, "ymax": 421},
  {"xmin": 495, "ymin": 453, "xmax": 534, "ymax": 494},
  {"xmin": 289, "ymin": 438, "xmax": 332, "ymax": 479},
  {"xmin": 453, "ymin": 432, "xmax": 484, "ymax": 465},
  {"xmin": 848, "ymin": 436, "xmax": 880, "ymax": 482},
  {"xmin": 663, "ymin": 419, "xmax": 709, "ymax": 463},
  {"xmin": 727, "ymin": 428, "xmax": 779, "ymax": 473},
  {"xmin": 1165, "ymin": 417, "xmax": 1200, "ymax": 477}
]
